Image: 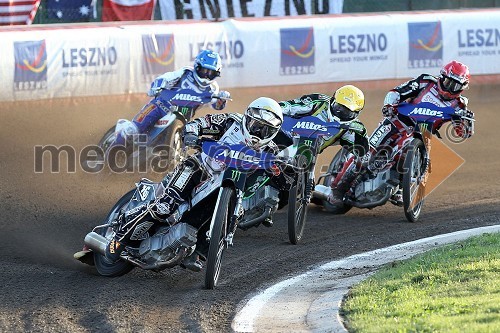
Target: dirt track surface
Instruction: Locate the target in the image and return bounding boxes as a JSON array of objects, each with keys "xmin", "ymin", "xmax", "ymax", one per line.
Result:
[{"xmin": 1, "ymin": 83, "xmax": 499, "ymax": 332}]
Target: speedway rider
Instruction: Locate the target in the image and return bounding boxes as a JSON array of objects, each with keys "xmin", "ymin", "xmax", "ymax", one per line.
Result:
[
  {"xmin": 277, "ymin": 85, "xmax": 368, "ymax": 155},
  {"xmin": 326, "ymin": 60, "xmax": 475, "ymax": 210},
  {"xmin": 114, "ymin": 49, "xmax": 230, "ymax": 145},
  {"xmin": 106, "ymin": 97, "xmax": 289, "ymax": 272}
]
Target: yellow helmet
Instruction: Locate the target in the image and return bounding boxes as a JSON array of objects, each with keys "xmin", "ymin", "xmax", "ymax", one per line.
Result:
[{"xmin": 331, "ymin": 85, "xmax": 365, "ymax": 122}]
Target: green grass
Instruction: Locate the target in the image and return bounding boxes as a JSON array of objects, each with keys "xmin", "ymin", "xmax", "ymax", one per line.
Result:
[{"xmin": 341, "ymin": 233, "xmax": 500, "ymax": 333}]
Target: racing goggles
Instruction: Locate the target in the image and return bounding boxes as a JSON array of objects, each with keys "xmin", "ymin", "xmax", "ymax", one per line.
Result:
[
  {"xmin": 441, "ymin": 76, "xmax": 466, "ymax": 93},
  {"xmin": 331, "ymin": 102, "xmax": 357, "ymax": 121},
  {"xmin": 245, "ymin": 108, "xmax": 282, "ymax": 139},
  {"xmin": 196, "ymin": 66, "xmax": 220, "ymax": 80}
]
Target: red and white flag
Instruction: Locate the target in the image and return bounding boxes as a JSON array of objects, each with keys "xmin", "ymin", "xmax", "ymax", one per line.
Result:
[
  {"xmin": 102, "ymin": 0, "xmax": 155, "ymax": 22},
  {"xmin": 0, "ymin": 0, "xmax": 41, "ymax": 25}
]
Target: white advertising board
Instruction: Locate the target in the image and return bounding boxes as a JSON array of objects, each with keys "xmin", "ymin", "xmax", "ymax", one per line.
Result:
[{"xmin": 1, "ymin": 9, "xmax": 499, "ymax": 101}]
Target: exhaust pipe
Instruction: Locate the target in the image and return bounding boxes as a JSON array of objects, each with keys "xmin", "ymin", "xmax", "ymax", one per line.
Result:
[
  {"xmin": 238, "ymin": 207, "xmax": 272, "ymax": 230},
  {"xmin": 84, "ymin": 232, "xmax": 108, "ymax": 256},
  {"xmin": 345, "ymin": 187, "xmax": 393, "ymax": 209},
  {"xmin": 312, "ymin": 184, "xmax": 331, "ymax": 201}
]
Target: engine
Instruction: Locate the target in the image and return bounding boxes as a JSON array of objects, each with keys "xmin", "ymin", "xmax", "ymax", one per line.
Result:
[
  {"xmin": 238, "ymin": 185, "xmax": 280, "ymax": 227},
  {"xmin": 243, "ymin": 185, "xmax": 279, "ymax": 212},
  {"xmin": 354, "ymin": 169, "xmax": 400, "ymax": 203},
  {"xmin": 138, "ymin": 222, "xmax": 197, "ymax": 266}
]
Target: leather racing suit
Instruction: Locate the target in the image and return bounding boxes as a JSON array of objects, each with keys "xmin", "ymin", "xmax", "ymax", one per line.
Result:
[
  {"xmin": 115, "ymin": 67, "xmax": 227, "ymax": 145},
  {"xmin": 383, "ymin": 74, "xmax": 475, "ymax": 138},
  {"xmin": 277, "ymin": 93, "xmax": 368, "ymax": 157},
  {"xmin": 107, "ymin": 113, "xmax": 290, "ymax": 269},
  {"xmin": 327, "ymin": 74, "xmax": 475, "ymax": 209}
]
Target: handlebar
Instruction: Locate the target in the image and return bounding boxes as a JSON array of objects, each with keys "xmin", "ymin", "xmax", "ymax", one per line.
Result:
[{"xmin": 211, "ymin": 92, "xmax": 233, "ymax": 102}]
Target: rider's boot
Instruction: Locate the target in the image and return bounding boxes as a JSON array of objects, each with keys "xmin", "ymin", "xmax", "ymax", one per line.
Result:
[
  {"xmin": 328, "ymin": 168, "xmax": 358, "ymax": 209},
  {"xmin": 181, "ymin": 251, "xmax": 204, "ymax": 272},
  {"xmin": 389, "ymin": 186, "xmax": 403, "ymax": 206},
  {"xmin": 262, "ymin": 217, "xmax": 273, "ymax": 228},
  {"xmin": 181, "ymin": 240, "xmax": 208, "ymax": 272},
  {"xmin": 104, "ymin": 188, "xmax": 184, "ymax": 262}
]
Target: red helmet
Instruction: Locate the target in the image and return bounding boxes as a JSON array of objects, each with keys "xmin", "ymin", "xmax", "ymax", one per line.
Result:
[{"xmin": 437, "ymin": 60, "xmax": 470, "ymax": 100}]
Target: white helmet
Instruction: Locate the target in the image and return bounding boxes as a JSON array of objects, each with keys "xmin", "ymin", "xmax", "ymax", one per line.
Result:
[{"xmin": 242, "ymin": 97, "xmax": 283, "ymax": 148}]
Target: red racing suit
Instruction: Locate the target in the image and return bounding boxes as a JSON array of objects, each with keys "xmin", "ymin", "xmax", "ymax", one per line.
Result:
[{"xmin": 384, "ymin": 74, "xmax": 475, "ymax": 138}]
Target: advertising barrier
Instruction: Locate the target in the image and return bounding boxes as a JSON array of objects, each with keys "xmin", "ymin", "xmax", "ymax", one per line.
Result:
[{"xmin": 1, "ymin": 9, "xmax": 499, "ymax": 101}]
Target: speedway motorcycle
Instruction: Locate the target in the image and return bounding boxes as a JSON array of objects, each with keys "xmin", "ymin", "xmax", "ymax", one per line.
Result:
[
  {"xmin": 98, "ymin": 88, "xmax": 230, "ymax": 170},
  {"xmin": 75, "ymin": 138, "xmax": 284, "ymax": 289},
  {"xmin": 313, "ymin": 102, "xmax": 464, "ymax": 222},
  {"xmin": 277, "ymin": 115, "xmax": 348, "ymax": 244}
]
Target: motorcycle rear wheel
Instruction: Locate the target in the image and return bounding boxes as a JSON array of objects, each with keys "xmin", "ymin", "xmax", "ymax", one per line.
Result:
[
  {"xmin": 323, "ymin": 148, "xmax": 353, "ymax": 214},
  {"xmin": 403, "ymin": 139, "xmax": 426, "ymax": 222},
  {"xmin": 94, "ymin": 189, "xmax": 135, "ymax": 277},
  {"xmin": 288, "ymin": 171, "xmax": 308, "ymax": 245},
  {"xmin": 205, "ymin": 187, "xmax": 235, "ymax": 289}
]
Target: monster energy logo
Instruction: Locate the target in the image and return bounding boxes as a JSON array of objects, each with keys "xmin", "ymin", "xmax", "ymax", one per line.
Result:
[
  {"xmin": 304, "ymin": 140, "xmax": 313, "ymax": 147},
  {"xmin": 420, "ymin": 123, "xmax": 429, "ymax": 133},
  {"xmin": 180, "ymin": 107, "xmax": 189, "ymax": 115},
  {"xmin": 231, "ymin": 170, "xmax": 242, "ymax": 181}
]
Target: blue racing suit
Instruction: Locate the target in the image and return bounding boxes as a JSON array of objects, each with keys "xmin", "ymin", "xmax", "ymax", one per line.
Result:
[{"xmin": 115, "ymin": 67, "xmax": 227, "ymax": 144}]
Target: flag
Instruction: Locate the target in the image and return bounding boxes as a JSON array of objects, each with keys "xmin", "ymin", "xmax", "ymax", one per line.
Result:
[
  {"xmin": 102, "ymin": 0, "xmax": 155, "ymax": 22},
  {"xmin": 0, "ymin": 0, "xmax": 40, "ymax": 25},
  {"xmin": 46, "ymin": 0, "xmax": 94, "ymax": 22}
]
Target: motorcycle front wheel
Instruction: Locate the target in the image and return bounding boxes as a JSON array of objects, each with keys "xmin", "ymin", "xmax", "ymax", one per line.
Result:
[
  {"xmin": 97, "ymin": 125, "xmax": 133, "ymax": 170},
  {"xmin": 205, "ymin": 187, "xmax": 235, "ymax": 289},
  {"xmin": 287, "ymin": 154, "xmax": 311, "ymax": 244},
  {"xmin": 287, "ymin": 170, "xmax": 308, "ymax": 245},
  {"xmin": 98, "ymin": 126, "xmax": 116, "ymax": 154},
  {"xmin": 403, "ymin": 138, "xmax": 426, "ymax": 222},
  {"xmin": 94, "ymin": 189, "xmax": 135, "ymax": 277}
]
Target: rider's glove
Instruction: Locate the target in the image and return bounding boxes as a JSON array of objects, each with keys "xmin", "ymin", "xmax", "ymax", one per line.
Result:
[
  {"xmin": 214, "ymin": 90, "xmax": 230, "ymax": 110},
  {"xmin": 183, "ymin": 133, "xmax": 199, "ymax": 147},
  {"xmin": 269, "ymin": 166, "xmax": 294, "ymax": 191},
  {"xmin": 463, "ymin": 109, "xmax": 475, "ymax": 120},
  {"xmin": 148, "ymin": 78, "xmax": 167, "ymax": 97},
  {"xmin": 453, "ymin": 109, "xmax": 475, "ymax": 138},
  {"xmin": 381, "ymin": 104, "xmax": 397, "ymax": 117},
  {"xmin": 453, "ymin": 119, "xmax": 474, "ymax": 139}
]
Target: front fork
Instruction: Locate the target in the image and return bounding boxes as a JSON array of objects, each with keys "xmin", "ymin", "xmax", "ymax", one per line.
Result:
[
  {"xmin": 226, "ymin": 189, "xmax": 243, "ymax": 246},
  {"xmin": 420, "ymin": 129, "xmax": 433, "ymax": 184},
  {"xmin": 305, "ymin": 170, "xmax": 315, "ymax": 203}
]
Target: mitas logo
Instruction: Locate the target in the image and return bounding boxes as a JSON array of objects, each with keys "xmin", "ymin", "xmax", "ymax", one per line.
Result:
[
  {"xmin": 229, "ymin": 151, "xmax": 259, "ymax": 164},
  {"xmin": 410, "ymin": 108, "xmax": 443, "ymax": 117},
  {"xmin": 216, "ymin": 149, "xmax": 260, "ymax": 164},
  {"xmin": 172, "ymin": 93, "xmax": 202, "ymax": 102},
  {"xmin": 293, "ymin": 121, "xmax": 327, "ymax": 131}
]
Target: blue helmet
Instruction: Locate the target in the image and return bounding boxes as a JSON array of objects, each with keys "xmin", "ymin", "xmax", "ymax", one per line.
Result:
[{"xmin": 193, "ymin": 50, "xmax": 222, "ymax": 87}]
